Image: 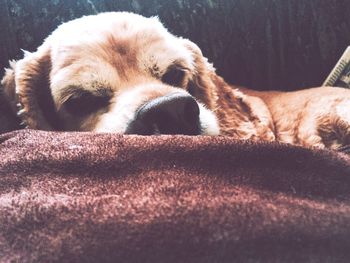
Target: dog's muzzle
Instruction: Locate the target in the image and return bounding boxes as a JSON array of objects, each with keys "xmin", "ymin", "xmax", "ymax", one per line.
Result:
[{"xmin": 126, "ymin": 93, "xmax": 201, "ymax": 135}]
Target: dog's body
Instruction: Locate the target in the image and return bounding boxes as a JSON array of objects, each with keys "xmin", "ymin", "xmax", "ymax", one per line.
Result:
[
  {"xmin": 241, "ymin": 86, "xmax": 350, "ymax": 149},
  {"xmin": 1, "ymin": 12, "xmax": 350, "ymax": 151}
]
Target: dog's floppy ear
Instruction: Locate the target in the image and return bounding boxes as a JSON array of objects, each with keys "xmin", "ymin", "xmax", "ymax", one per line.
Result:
[
  {"xmin": 182, "ymin": 39, "xmax": 219, "ymax": 111},
  {"xmin": 1, "ymin": 46, "xmax": 60, "ymax": 130},
  {"xmin": 182, "ymin": 39, "xmax": 275, "ymax": 140}
]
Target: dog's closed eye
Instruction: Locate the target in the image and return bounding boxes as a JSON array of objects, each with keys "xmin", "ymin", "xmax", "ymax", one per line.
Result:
[
  {"xmin": 64, "ymin": 91, "xmax": 111, "ymax": 116},
  {"xmin": 161, "ymin": 66, "xmax": 186, "ymax": 87}
]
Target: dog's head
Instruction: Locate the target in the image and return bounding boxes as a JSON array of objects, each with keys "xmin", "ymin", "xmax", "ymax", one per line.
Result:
[{"xmin": 1, "ymin": 12, "xmax": 223, "ymax": 135}]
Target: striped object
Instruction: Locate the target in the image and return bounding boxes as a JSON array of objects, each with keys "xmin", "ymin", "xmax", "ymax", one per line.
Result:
[{"xmin": 323, "ymin": 46, "xmax": 350, "ymax": 87}]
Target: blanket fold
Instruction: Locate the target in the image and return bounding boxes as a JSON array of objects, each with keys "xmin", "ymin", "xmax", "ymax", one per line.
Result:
[{"xmin": 0, "ymin": 130, "xmax": 350, "ymax": 262}]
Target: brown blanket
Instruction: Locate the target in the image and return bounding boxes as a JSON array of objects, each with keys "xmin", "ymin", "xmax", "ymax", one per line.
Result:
[{"xmin": 0, "ymin": 130, "xmax": 350, "ymax": 262}]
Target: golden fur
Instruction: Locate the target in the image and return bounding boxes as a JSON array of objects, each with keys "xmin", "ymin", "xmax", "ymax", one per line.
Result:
[{"xmin": 1, "ymin": 12, "xmax": 350, "ymax": 150}]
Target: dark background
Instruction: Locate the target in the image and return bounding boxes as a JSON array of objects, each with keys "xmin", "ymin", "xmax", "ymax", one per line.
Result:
[{"xmin": 1, "ymin": 0, "xmax": 350, "ymax": 132}]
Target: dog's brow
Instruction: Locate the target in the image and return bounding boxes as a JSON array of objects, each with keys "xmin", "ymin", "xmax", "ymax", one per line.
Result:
[{"xmin": 171, "ymin": 59, "xmax": 190, "ymax": 70}]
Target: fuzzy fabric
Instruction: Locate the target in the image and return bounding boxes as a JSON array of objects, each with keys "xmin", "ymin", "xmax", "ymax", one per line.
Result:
[{"xmin": 0, "ymin": 130, "xmax": 350, "ymax": 262}]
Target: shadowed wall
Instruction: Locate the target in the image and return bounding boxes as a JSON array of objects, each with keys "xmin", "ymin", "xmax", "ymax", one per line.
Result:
[{"xmin": 1, "ymin": 0, "xmax": 350, "ymax": 91}]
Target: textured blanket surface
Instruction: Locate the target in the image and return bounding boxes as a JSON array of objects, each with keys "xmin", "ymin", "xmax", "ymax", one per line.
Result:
[{"xmin": 0, "ymin": 130, "xmax": 350, "ymax": 262}]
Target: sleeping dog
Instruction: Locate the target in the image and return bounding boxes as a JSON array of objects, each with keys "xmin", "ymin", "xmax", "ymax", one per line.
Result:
[{"xmin": 1, "ymin": 12, "xmax": 350, "ymax": 150}]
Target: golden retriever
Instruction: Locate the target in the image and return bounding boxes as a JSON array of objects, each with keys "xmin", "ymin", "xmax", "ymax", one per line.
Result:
[{"xmin": 1, "ymin": 12, "xmax": 350, "ymax": 151}]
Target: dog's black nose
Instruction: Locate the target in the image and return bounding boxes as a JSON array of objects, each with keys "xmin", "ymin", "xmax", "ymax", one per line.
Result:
[{"xmin": 126, "ymin": 93, "xmax": 201, "ymax": 135}]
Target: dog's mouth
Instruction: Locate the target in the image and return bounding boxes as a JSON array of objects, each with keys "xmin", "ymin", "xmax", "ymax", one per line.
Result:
[{"xmin": 125, "ymin": 93, "xmax": 201, "ymax": 135}]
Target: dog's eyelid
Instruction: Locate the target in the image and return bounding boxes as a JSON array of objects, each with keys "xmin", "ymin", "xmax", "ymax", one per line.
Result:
[
  {"xmin": 64, "ymin": 90, "xmax": 111, "ymax": 116},
  {"xmin": 94, "ymin": 88, "xmax": 113, "ymax": 98},
  {"xmin": 161, "ymin": 65, "xmax": 188, "ymax": 86},
  {"xmin": 170, "ymin": 63, "xmax": 190, "ymax": 72}
]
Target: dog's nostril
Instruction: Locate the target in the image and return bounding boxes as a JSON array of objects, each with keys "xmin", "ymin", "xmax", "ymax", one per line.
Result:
[{"xmin": 126, "ymin": 93, "xmax": 201, "ymax": 135}]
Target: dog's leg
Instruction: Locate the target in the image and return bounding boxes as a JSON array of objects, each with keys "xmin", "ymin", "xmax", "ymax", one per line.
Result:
[
  {"xmin": 338, "ymin": 145, "xmax": 350, "ymax": 155},
  {"xmin": 298, "ymin": 113, "xmax": 350, "ymax": 151},
  {"xmin": 316, "ymin": 99, "xmax": 350, "ymax": 150}
]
